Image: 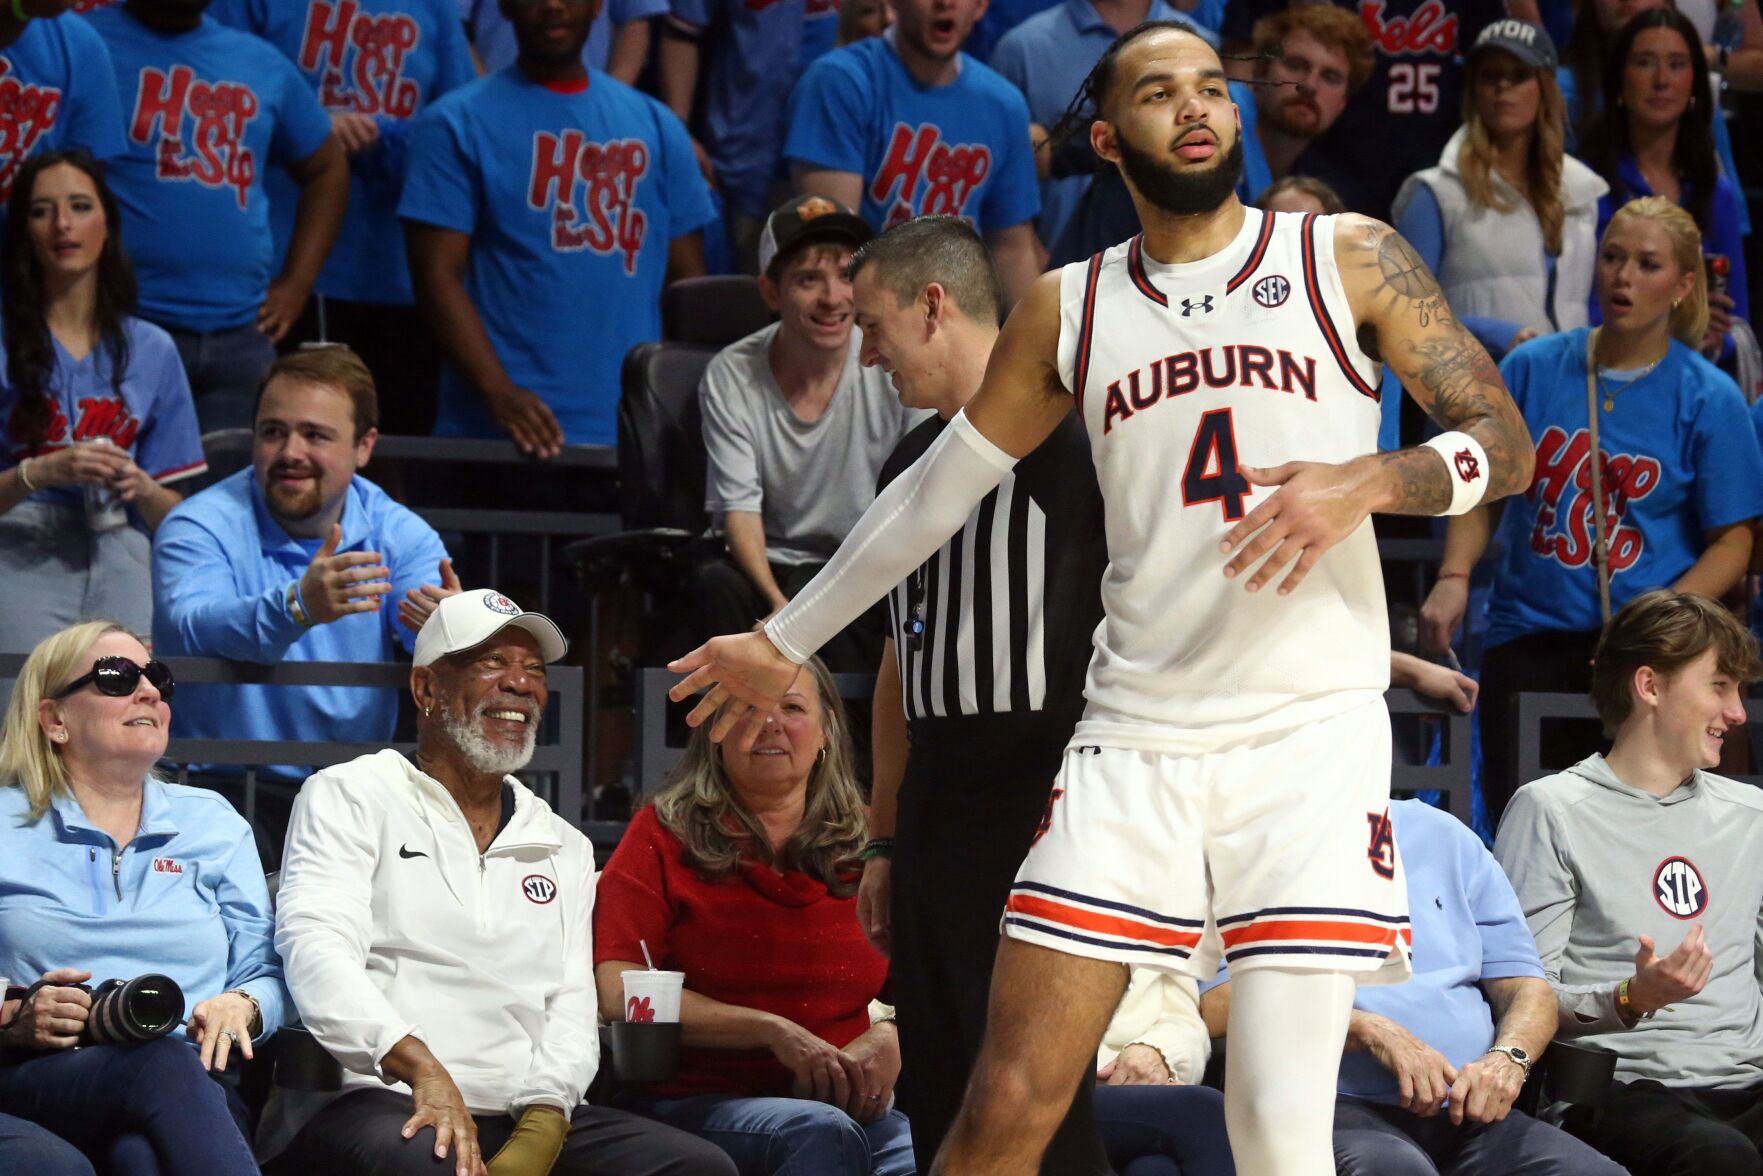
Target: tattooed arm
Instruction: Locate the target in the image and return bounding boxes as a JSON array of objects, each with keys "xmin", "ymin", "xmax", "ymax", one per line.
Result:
[
  {"xmin": 1335, "ymin": 215, "xmax": 1535, "ymax": 512},
  {"xmin": 1218, "ymin": 217, "xmax": 1534, "ymax": 595}
]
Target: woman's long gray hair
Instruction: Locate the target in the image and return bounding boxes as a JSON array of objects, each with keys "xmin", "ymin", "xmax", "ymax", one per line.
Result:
[{"xmin": 652, "ymin": 657, "xmax": 868, "ymax": 896}]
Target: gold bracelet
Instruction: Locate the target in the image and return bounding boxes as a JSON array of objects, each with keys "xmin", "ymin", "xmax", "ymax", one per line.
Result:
[{"xmin": 16, "ymin": 457, "xmax": 38, "ymax": 492}]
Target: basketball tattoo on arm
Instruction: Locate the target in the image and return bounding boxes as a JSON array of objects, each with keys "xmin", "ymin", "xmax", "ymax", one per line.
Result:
[{"xmin": 1339, "ymin": 217, "xmax": 1535, "ymax": 513}]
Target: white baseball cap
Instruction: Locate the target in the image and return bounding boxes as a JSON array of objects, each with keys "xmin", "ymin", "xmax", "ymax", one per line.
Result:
[{"xmin": 412, "ymin": 589, "xmax": 569, "ymax": 667}]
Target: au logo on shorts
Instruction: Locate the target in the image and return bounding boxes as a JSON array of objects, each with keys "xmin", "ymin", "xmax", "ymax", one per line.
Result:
[
  {"xmin": 522, "ymin": 874, "xmax": 558, "ymax": 904},
  {"xmin": 1653, "ymin": 856, "xmax": 1708, "ymax": 919},
  {"xmin": 1365, "ymin": 809, "xmax": 1395, "ymax": 880}
]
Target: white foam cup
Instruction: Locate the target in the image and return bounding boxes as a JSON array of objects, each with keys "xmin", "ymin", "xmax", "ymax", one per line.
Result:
[{"xmin": 622, "ymin": 970, "xmax": 684, "ymax": 1024}]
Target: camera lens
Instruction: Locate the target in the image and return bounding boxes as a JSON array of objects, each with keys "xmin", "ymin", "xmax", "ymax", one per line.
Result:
[{"xmin": 86, "ymin": 974, "xmax": 184, "ymax": 1043}]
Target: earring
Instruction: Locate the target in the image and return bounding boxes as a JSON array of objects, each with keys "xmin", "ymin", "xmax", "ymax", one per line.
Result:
[
  {"xmin": 52, "ymin": 731, "xmax": 67, "ymax": 743},
  {"xmin": 815, "ymin": 748, "xmax": 827, "ymax": 767},
  {"xmin": 423, "ymin": 705, "xmax": 432, "ymax": 717}
]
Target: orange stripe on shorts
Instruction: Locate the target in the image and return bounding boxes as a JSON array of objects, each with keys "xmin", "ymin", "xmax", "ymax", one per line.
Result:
[{"xmin": 1004, "ymin": 894, "xmax": 1202, "ymax": 950}]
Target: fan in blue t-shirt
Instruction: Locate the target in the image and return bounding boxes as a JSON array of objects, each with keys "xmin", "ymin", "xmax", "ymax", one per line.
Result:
[
  {"xmin": 784, "ymin": 6, "xmax": 1042, "ymax": 299},
  {"xmin": 0, "ymin": 12, "xmax": 127, "ymax": 206},
  {"xmin": 208, "ymin": 0, "xmax": 476, "ymax": 309},
  {"xmin": 398, "ymin": 0, "xmax": 715, "ymax": 452}
]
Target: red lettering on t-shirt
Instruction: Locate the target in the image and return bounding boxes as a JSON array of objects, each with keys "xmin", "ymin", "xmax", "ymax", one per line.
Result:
[
  {"xmin": 870, "ymin": 122, "xmax": 990, "ymax": 226},
  {"xmin": 0, "ymin": 60, "xmax": 63, "ymax": 203},
  {"xmin": 1525, "ymin": 425, "xmax": 1661, "ymax": 572},
  {"xmin": 1359, "ymin": 0, "xmax": 1459, "ymax": 56},
  {"xmin": 302, "ymin": 0, "xmax": 422, "ymax": 118},
  {"xmin": 527, "ymin": 130, "xmax": 650, "ymax": 273},
  {"xmin": 131, "ymin": 66, "xmax": 260, "ymax": 210}
]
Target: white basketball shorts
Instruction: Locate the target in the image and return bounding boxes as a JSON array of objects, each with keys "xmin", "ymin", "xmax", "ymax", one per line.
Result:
[{"xmin": 1001, "ymin": 695, "xmax": 1412, "ymax": 984}]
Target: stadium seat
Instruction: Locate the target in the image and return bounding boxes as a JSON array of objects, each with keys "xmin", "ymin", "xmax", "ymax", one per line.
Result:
[{"xmin": 661, "ymin": 275, "xmax": 773, "ymax": 346}]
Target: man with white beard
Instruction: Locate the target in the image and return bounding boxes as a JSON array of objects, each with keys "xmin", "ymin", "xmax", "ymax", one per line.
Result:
[{"xmin": 267, "ymin": 590, "xmax": 736, "ymax": 1176}]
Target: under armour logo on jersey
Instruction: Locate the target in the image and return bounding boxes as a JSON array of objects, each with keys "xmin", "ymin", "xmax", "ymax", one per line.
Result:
[
  {"xmin": 522, "ymin": 874, "xmax": 558, "ymax": 904},
  {"xmin": 1654, "ymin": 856, "xmax": 1708, "ymax": 918},
  {"xmin": 1180, "ymin": 295, "xmax": 1215, "ymax": 317},
  {"xmin": 1454, "ymin": 448, "xmax": 1481, "ymax": 483},
  {"xmin": 1252, "ymin": 274, "xmax": 1290, "ymax": 308},
  {"xmin": 1365, "ymin": 809, "xmax": 1395, "ymax": 880}
]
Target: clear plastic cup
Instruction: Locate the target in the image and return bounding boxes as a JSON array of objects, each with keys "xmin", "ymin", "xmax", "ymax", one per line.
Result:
[{"xmin": 622, "ymin": 970, "xmax": 684, "ymax": 1024}]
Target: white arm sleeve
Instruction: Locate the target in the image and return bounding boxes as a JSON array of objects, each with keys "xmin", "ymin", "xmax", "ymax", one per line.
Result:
[{"xmin": 764, "ymin": 409, "xmax": 1017, "ymax": 664}]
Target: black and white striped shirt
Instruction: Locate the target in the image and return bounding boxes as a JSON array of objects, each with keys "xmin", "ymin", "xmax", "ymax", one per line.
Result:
[{"xmin": 880, "ymin": 411, "xmax": 1107, "ymax": 724}]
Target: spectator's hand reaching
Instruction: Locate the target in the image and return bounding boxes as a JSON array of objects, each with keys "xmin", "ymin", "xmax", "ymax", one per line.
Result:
[
  {"xmin": 1629, "ymin": 925, "xmax": 1713, "ymax": 1017},
  {"xmin": 857, "ymin": 857, "xmax": 891, "ymax": 957},
  {"xmin": 330, "ymin": 111, "xmax": 381, "ymax": 155},
  {"xmin": 1352, "ymin": 1011, "xmax": 1455, "ymax": 1117},
  {"xmin": 257, "ymin": 275, "xmax": 309, "ymax": 343},
  {"xmin": 1448, "ymin": 1051, "xmax": 1524, "ymax": 1125},
  {"xmin": 400, "ymin": 558, "xmax": 463, "ymax": 635},
  {"xmin": 300, "ymin": 523, "xmax": 392, "ymax": 624},
  {"xmin": 189, "ymin": 991, "xmax": 257, "ymax": 1072},
  {"xmin": 1, "ymin": 968, "xmax": 91, "ymax": 1050},
  {"xmin": 1393, "ymin": 652, "xmax": 1478, "ymax": 714},
  {"xmin": 1703, "ymin": 291, "xmax": 1735, "ymax": 358},
  {"xmin": 1099, "ymin": 1043, "xmax": 1173, "ymax": 1085},
  {"xmin": 484, "ymin": 385, "xmax": 564, "ymax": 460},
  {"xmin": 840, "ymin": 1020, "xmax": 901, "ymax": 1123}
]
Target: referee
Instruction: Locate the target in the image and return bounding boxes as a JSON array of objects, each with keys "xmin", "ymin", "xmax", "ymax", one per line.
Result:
[{"xmin": 849, "ymin": 218, "xmax": 1111, "ymax": 1175}]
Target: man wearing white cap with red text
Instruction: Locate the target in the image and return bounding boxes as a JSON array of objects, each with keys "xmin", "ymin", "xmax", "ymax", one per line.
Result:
[{"xmin": 267, "ymin": 589, "xmax": 736, "ymax": 1176}]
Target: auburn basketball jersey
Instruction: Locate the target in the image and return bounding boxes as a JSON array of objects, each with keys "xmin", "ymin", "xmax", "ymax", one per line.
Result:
[{"xmin": 1056, "ymin": 208, "xmax": 1392, "ymax": 751}]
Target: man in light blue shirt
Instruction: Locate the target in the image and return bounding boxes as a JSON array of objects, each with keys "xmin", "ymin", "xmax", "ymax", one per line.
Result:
[
  {"xmin": 1209, "ymin": 800, "xmax": 1624, "ymax": 1175},
  {"xmin": 152, "ymin": 348, "xmax": 455, "ymax": 781}
]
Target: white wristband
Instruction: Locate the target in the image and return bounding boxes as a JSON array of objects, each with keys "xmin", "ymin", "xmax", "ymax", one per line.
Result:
[{"xmin": 1420, "ymin": 431, "xmax": 1490, "ymax": 516}]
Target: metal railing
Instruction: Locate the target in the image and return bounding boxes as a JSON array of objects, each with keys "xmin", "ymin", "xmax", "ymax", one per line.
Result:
[
  {"xmin": 1516, "ymin": 692, "xmax": 1763, "ymax": 789},
  {"xmin": 0, "ymin": 654, "xmax": 612, "ymax": 848}
]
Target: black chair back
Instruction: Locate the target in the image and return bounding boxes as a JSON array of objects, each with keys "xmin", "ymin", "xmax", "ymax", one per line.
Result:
[
  {"xmin": 662, "ymin": 276, "xmax": 773, "ymax": 346},
  {"xmin": 616, "ymin": 342, "xmax": 717, "ymax": 533}
]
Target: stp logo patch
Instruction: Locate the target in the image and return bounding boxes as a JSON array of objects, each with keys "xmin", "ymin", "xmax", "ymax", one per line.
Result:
[
  {"xmin": 1454, "ymin": 447, "xmax": 1481, "ymax": 483},
  {"xmin": 1654, "ymin": 856, "xmax": 1708, "ymax": 919},
  {"xmin": 484, "ymin": 593, "xmax": 520, "ymax": 616},
  {"xmin": 522, "ymin": 874, "xmax": 558, "ymax": 904},
  {"xmin": 1252, "ymin": 274, "xmax": 1290, "ymax": 308}
]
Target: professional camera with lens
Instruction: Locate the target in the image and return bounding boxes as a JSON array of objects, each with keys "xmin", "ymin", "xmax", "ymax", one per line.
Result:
[{"xmin": 78, "ymin": 974, "xmax": 185, "ymax": 1045}]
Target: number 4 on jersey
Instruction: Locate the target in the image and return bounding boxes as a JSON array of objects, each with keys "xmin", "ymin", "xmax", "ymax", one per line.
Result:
[{"xmin": 1182, "ymin": 409, "xmax": 1251, "ymax": 521}]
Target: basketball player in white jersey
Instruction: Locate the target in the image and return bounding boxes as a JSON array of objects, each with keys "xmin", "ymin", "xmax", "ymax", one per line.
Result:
[{"xmin": 669, "ymin": 21, "xmax": 1535, "ymax": 1175}]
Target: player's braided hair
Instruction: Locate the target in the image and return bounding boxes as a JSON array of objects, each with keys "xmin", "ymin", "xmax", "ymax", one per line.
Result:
[{"xmin": 1045, "ymin": 22, "xmax": 1269, "ymax": 151}]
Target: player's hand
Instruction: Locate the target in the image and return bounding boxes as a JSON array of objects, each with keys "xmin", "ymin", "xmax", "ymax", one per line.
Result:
[
  {"xmin": 1419, "ymin": 575, "xmax": 1470, "ymax": 654},
  {"xmin": 1100, "ymin": 1043, "xmax": 1173, "ymax": 1086},
  {"xmin": 667, "ymin": 630, "xmax": 803, "ymax": 747},
  {"xmin": 1354, "ymin": 1012, "xmax": 1456, "ymax": 1117},
  {"xmin": 257, "ymin": 275, "xmax": 309, "ymax": 343},
  {"xmin": 484, "ymin": 385, "xmax": 564, "ymax": 460},
  {"xmin": 1220, "ymin": 460, "xmax": 1375, "ymax": 596},
  {"xmin": 399, "ymin": 557, "xmax": 462, "ymax": 635},
  {"xmin": 26, "ymin": 439, "xmax": 133, "ymax": 489},
  {"xmin": 299, "ymin": 523, "xmax": 392, "ymax": 624},
  {"xmin": 330, "ymin": 111, "xmax": 381, "ymax": 155},
  {"xmin": 857, "ymin": 857, "xmax": 891, "ymax": 957},
  {"xmin": 1449, "ymin": 1051, "xmax": 1524, "ymax": 1125},
  {"xmin": 1629, "ymin": 925, "xmax": 1713, "ymax": 1016}
]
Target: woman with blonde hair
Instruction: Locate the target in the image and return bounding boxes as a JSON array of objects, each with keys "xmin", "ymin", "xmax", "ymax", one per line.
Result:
[
  {"xmin": 593, "ymin": 657, "xmax": 909, "ymax": 1175},
  {"xmin": 0, "ymin": 621, "xmax": 286, "ymax": 1175},
  {"xmin": 1393, "ymin": 20, "xmax": 1608, "ymax": 356},
  {"xmin": 1420, "ymin": 197, "xmax": 1763, "ymax": 824}
]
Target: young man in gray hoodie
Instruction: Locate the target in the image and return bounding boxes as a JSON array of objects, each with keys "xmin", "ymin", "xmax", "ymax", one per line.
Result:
[{"xmin": 1495, "ymin": 589, "xmax": 1763, "ymax": 1176}]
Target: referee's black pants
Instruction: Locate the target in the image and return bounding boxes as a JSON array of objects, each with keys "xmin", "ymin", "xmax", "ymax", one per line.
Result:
[{"xmin": 890, "ymin": 710, "xmax": 1113, "ymax": 1176}]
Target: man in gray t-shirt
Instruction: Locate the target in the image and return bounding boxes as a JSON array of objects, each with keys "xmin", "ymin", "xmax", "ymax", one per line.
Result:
[
  {"xmin": 1495, "ymin": 589, "xmax": 1763, "ymax": 1176},
  {"xmin": 692, "ymin": 195, "xmax": 924, "ymax": 669}
]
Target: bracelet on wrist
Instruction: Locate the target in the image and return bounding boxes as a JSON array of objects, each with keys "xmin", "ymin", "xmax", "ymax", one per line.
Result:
[
  {"xmin": 860, "ymin": 837, "xmax": 894, "ymax": 861},
  {"xmin": 1436, "ymin": 570, "xmax": 1470, "ymax": 581},
  {"xmin": 16, "ymin": 457, "xmax": 39, "ymax": 492},
  {"xmin": 287, "ymin": 582, "xmax": 313, "ymax": 628},
  {"xmin": 227, "ymin": 989, "xmax": 263, "ymax": 1036}
]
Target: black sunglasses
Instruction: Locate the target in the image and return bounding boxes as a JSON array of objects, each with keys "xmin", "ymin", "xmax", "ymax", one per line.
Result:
[{"xmin": 54, "ymin": 657, "xmax": 176, "ymax": 702}]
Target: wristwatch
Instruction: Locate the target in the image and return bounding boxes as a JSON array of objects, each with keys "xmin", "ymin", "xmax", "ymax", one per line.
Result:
[{"xmin": 1487, "ymin": 1045, "xmax": 1533, "ymax": 1078}]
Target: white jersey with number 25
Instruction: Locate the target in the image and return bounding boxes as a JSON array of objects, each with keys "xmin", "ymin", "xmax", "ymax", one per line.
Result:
[{"xmin": 1056, "ymin": 209, "xmax": 1393, "ymax": 752}]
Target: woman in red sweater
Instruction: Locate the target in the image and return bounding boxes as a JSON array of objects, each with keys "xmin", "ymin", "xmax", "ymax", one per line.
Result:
[{"xmin": 595, "ymin": 658, "xmax": 911, "ymax": 1176}]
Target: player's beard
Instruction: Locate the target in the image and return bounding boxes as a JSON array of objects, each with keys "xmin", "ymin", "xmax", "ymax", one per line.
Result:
[{"xmin": 1115, "ymin": 130, "xmax": 1244, "ymax": 217}]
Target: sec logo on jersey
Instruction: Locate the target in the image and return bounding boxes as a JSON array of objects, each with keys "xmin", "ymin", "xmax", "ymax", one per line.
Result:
[{"xmin": 1654, "ymin": 856, "xmax": 1708, "ymax": 919}]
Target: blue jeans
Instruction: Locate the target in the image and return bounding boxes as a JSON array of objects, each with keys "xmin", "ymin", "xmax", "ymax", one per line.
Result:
[
  {"xmin": 162, "ymin": 321, "xmax": 277, "ymax": 434},
  {"xmin": 637, "ymin": 1094, "xmax": 915, "ymax": 1176},
  {"xmin": 0, "ymin": 1038, "xmax": 258, "ymax": 1176},
  {"xmin": 0, "ymin": 1112, "xmax": 94, "ymax": 1176},
  {"xmin": 1094, "ymin": 1084, "xmax": 1236, "ymax": 1176}
]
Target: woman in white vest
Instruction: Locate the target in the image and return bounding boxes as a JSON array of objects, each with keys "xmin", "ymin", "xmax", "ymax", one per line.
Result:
[{"xmin": 1392, "ymin": 20, "xmax": 1608, "ymax": 357}]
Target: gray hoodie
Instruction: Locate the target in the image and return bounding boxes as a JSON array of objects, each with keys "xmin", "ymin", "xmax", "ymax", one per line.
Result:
[{"xmin": 1494, "ymin": 754, "xmax": 1763, "ymax": 1088}]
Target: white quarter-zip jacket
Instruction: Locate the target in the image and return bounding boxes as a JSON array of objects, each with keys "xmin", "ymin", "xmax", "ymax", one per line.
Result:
[{"xmin": 272, "ymin": 749, "xmax": 599, "ymax": 1127}]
